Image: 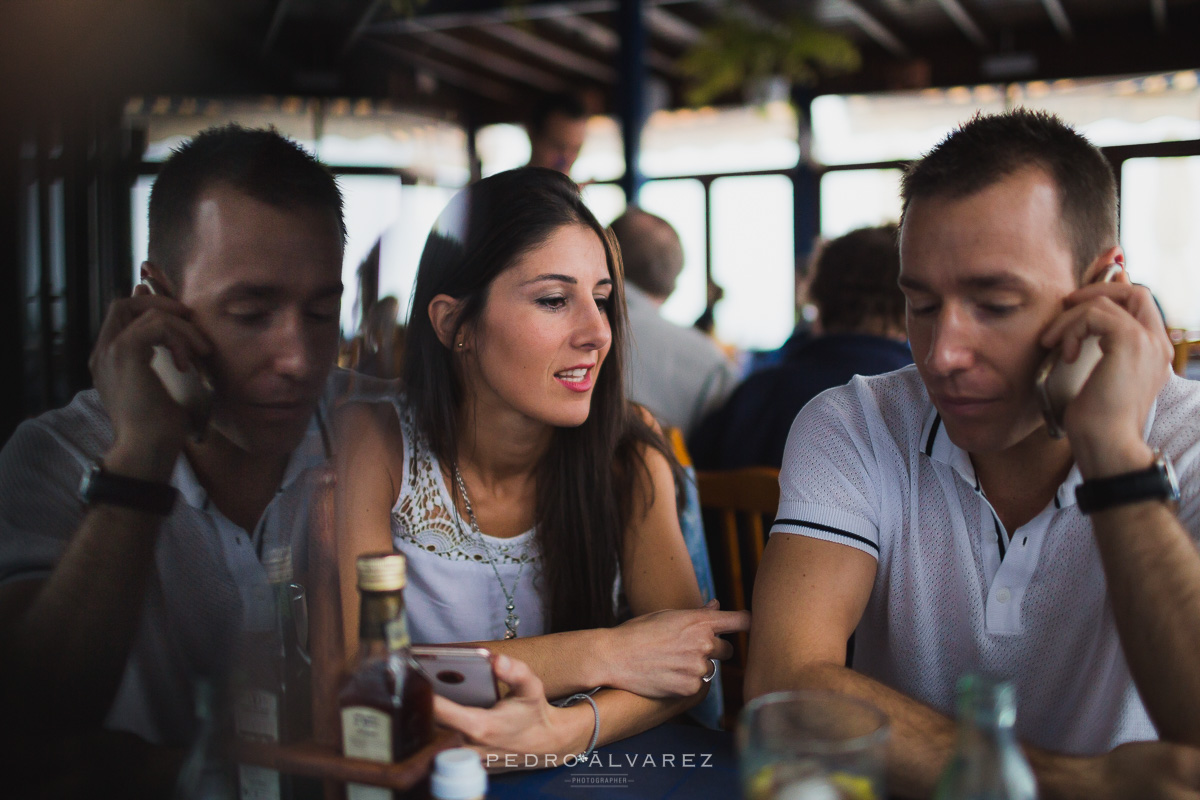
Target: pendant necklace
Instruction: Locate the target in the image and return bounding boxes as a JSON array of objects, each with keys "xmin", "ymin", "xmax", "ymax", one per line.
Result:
[{"xmin": 453, "ymin": 465, "xmax": 524, "ymax": 640}]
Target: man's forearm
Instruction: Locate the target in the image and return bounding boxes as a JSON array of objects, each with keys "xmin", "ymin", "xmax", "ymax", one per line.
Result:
[
  {"xmin": 1090, "ymin": 500, "xmax": 1200, "ymax": 745},
  {"xmin": 0, "ymin": 504, "xmax": 163, "ymax": 732}
]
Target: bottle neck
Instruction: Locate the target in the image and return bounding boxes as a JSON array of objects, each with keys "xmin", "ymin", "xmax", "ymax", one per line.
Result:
[
  {"xmin": 956, "ymin": 679, "xmax": 1018, "ymax": 747},
  {"xmin": 357, "ymin": 588, "xmax": 412, "ymax": 661}
]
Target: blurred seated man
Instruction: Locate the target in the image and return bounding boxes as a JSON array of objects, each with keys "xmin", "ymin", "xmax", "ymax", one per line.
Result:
[
  {"xmin": 689, "ymin": 224, "xmax": 912, "ymax": 470},
  {"xmin": 0, "ymin": 126, "xmax": 347, "ymax": 776},
  {"xmin": 747, "ymin": 110, "xmax": 1200, "ymax": 799},
  {"xmin": 611, "ymin": 208, "xmax": 740, "ymax": 438},
  {"xmin": 526, "ymin": 92, "xmax": 588, "ymax": 176}
]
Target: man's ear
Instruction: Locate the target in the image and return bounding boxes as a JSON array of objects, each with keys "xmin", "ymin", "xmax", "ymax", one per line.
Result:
[
  {"xmin": 1081, "ymin": 246, "xmax": 1125, "ymax": 285},
  {"xmin": 139, "ymin": 261, "xmax": 177, "ymax": 297},
  {"xmin": 428, "ymin": 294, "xmax": 466, "ymax": 350}
]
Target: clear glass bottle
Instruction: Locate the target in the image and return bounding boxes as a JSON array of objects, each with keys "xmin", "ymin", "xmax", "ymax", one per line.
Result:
[
  {"xmin": 340, "ymin": 553, "xmax": 434, "ymax": 800},
  {"xmin": 233, "ymin": 545, "xmax": 313, "ymax": 800},
  {"xmin": 933, "ymin": 674, "xmax": 1038, "ymax": 800},
  {"xmin": 173, "ymin": 679, "xmax": 237, "ymax": 800}
]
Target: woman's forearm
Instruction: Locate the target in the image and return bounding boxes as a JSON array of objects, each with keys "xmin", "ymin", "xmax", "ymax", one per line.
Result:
[{"xmin": 462, "ymin": 627, "xmax": 616, "ymax": 698}]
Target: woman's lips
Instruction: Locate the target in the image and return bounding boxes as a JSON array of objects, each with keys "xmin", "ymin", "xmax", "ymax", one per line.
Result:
[{"xmin": 555, "ymin": 366, "xmax": 595, "ymax": 393}]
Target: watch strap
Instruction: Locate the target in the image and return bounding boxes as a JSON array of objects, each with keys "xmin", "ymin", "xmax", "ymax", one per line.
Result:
[
  {"xmin": 1075, "ymin": 453, "xmax": 1180, "ymax": 515},
  {"xmin": 80, "ymin": 462, "xmax": 178, "ymax": 516}
]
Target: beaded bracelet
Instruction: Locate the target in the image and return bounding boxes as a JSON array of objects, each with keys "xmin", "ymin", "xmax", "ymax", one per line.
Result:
[{"xmin": 558, "ymin": 692, "xmax": 600, "ymax": 761}]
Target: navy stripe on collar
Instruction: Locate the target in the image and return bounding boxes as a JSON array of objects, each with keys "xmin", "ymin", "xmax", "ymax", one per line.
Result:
[{"xmin": 924, "ymin": 414, "xmax": 942, "ymax": 457}]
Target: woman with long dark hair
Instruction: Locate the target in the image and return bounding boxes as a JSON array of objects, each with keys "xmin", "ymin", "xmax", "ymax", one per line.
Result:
[{"xmin": 335, "ymin": 168, "xmax": 747, "ymax": 761}]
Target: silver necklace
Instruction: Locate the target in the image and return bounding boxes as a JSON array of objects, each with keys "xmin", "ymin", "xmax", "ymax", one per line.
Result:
[{"xmin": 453, "ymin": 465, "xmax": 524, "ymax": 640}]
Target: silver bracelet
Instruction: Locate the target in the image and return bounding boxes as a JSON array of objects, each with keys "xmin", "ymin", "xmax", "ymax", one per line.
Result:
[{"xmin": 558, "ymin": 692, "xmax": 600, "ymax": 760}]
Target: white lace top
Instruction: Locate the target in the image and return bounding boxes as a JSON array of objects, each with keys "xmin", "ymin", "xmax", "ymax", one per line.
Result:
[{"xmin": 390, "ymin": 398, "xmax": 547, "ymax": 643}]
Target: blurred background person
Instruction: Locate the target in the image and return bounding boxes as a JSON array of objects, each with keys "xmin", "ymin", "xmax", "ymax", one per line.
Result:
[
  {"xmin": 526, "ymin": 92, "xmax": 589, "ymax": 176},
  {"xmin": 690, "ymin": 224, "xmax": 911, "ymax": 469},
  {"xmin": 356, "ymin": 295, "xmax": 405, "ymax": 380},
  {"xmin": 611, "ymin": 207, "xmax": 740, "ymax": 439}
]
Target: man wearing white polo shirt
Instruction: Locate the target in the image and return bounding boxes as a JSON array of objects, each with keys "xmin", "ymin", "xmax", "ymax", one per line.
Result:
[
  {"xmin": 0, "ymin": 126, "xmax": 350, "ymax": 791},
  {"xmin": 747, "ymin": 109, "xmax": 1200, "ymax": 799}
]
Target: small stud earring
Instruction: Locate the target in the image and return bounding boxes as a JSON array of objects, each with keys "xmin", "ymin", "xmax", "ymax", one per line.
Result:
[{"xmin": 456, "ymin": 340, "xmax": 464, "ymax": 349}]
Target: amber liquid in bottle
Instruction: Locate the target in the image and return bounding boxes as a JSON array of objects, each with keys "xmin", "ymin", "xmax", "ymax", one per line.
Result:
[{"xmin": 340, "ymin": 554, "xmax": 433, "ymax": 800}]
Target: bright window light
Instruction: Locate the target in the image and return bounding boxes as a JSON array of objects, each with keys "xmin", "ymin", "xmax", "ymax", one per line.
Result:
[{"xmin": 710, "ymin": 175, "xmax": 795, "ymax": 350}]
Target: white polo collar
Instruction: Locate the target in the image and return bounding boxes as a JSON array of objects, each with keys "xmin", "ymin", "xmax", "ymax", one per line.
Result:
[{"xmin": 918, "ymin": 398, "xmax": 1159, "ymax": 510}]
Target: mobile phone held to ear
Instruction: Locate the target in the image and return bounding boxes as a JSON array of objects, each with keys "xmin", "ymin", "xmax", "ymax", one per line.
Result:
[
  {"xmin": 1035, "ymin": 264, "xmax": 1123, "ymax": 438},
  {"xmin": 139, "ymin": 280, "xmax": 215, "ymax": 440},
  {"xmin": 410, "ymin": 645, "xmax": 500, "ymax": 708}
]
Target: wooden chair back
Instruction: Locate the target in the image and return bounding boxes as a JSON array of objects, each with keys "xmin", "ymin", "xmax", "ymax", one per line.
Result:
[
  {"xmin": 1169, "ymin": 328, "xmax": 1200, "ymax": 377},
  {"xmin": 695, "ymin": 467, "xmax": 780, "ymax": 719}
]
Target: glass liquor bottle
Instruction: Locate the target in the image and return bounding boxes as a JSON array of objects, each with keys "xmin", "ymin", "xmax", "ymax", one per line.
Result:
[
  {"xmin": 340, "ymin": 553, "xmax": 434, "ymax": 800},
  {"xmin": 933, "ymin": 674, "xmax": 1038, "ymax": 800},
  {"xmin": 233, "ymin": 545, "xmax": 313, "ymax": 800},
  {"xmin": 173, "ymin": 679, "xmax": 236, "ymax": 800}
]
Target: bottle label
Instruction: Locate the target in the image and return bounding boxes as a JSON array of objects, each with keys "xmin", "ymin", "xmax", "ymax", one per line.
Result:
[
  {"xmin": 342, "ymin": 706, "xmax": 392, "ymax": 762},
  {"xmin": 238, "ymin": 764, "xmax": 282, "ymax": 800},
  {"xmin": 235, "ymin": 688, "xmax": 280, "ymax": 741},
  {"xmin": 347, "ymin": 784, "xmax": 392, "ymax": 800},
  {"xmin": 343, "ymin": 706, "xmax": 393, "ymax": 800},
  {"xmin": 385, "ymin": 614, "xmax": 411, "ymax": 652}
]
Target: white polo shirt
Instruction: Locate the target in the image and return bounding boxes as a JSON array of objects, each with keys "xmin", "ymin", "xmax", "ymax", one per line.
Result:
[{"xmin": 771, "ymin": 365, "xmax": 1200, "ymax": 755}]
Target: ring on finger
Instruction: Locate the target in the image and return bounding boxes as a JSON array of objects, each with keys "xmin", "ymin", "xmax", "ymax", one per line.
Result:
[{"xmin": 702, "ymin": 658, "xmax": 718, "ymax": 683}]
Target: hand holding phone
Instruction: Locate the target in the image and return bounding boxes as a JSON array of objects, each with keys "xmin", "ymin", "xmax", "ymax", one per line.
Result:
[
  {"xmin": 1035, "ymin": 264, "xmax": 1123, "ymax": 438},
  {"xmin": 139, "ymin": 280, "xmax": 215, "ymax": 441},
  {"xmin": 411, "ymin": 645, "xmax": 500, "ymax": 708}
]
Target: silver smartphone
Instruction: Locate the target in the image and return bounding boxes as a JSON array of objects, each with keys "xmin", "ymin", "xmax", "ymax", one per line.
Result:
[
  {"xmin": 410, "ymin": 645, "xmax": 500, "ymax": 708},
  {"xmin": 139, "ymin": 279, "xmax": 215, "ymax": 440},
  {"xmin": 1034, "ymin": 264, "xmax": 1123, "ymax": 438}
]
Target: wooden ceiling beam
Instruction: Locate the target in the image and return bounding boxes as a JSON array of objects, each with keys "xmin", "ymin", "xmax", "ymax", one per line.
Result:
[
  {"xmin": 1151, "ymin": 0, "xmax": 1167, "ymax": 34},
  {"xmin": 341, "ymin": 0, "xmax": 386, "ymax": 57},
  {"xmin": 540, "ymin": 6, "xmax": 619, "ymax": 51},
  {"xmin": 477, "ymin": 22, "xmax": 617, "ymax": 82},
  {"xmin": 932, "ymin": 0, "xmax": 989, "ymax": 48},
  {"xmin": 362, "ymin": 38, "xmax": 517, "ymax": 103},
  {"xmin": 408, "ymin": 25, "xmax": 567, "ymax": 91},
  {"xmin": 644, "ymin": 7, "xmax": 703, "ymax": 46},
  {"xmin": 260, "ymin": 0, "xmax": 296, "ymax": 57},
  {"xmin": 1039, "ymin": 0, "xmax": 1073, "ymax": 41},
  {"xmin": 841, "ymin": 1, "xmax": 910, "ymax": 58},
  {"xmin": 369, "ymin": 0, "xmax": 694, "ymax": 35},
  {"xmin": 539, "ymin": 9, "xmax": 678, "ymax": 76}
]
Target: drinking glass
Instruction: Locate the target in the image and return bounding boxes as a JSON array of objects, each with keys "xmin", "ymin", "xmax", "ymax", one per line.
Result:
[{"xmin": 738, "ymin": 690, "xmax": 888, "ymax": 800}]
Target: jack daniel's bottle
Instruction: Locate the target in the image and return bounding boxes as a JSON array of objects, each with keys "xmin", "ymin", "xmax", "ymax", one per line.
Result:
[{"xmin": 340, "ymin": 553, "xmax": 434, "ymax": 800}]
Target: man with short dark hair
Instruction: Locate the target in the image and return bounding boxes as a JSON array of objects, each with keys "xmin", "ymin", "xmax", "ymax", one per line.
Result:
[
  {"xmin": 0, "ymin": 125, "xmax": 347, "ymax": 758},
  {"xmin": 748, "ymin": 110, "xmax": 1200, "ymax": 798},
  {"xmin": 689, "ymin": 225, "xmax": 912, "ymax": 470},
  {"xmin": 611, "ymin": 207, "xmax": 739, "ymax": 437},
  {"xmin": 527, "ymin": 92, "xmax": 589, "ymax": 175}
]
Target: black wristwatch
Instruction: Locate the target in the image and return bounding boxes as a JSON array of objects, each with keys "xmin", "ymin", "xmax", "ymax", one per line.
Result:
[
  {"xmin": 79, "ymin": 462, "xmax": 179, "ymax": 516},
  {"xmin": 1075, "ymin": 450, "xmax": 1181, "ymax": 515}
]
